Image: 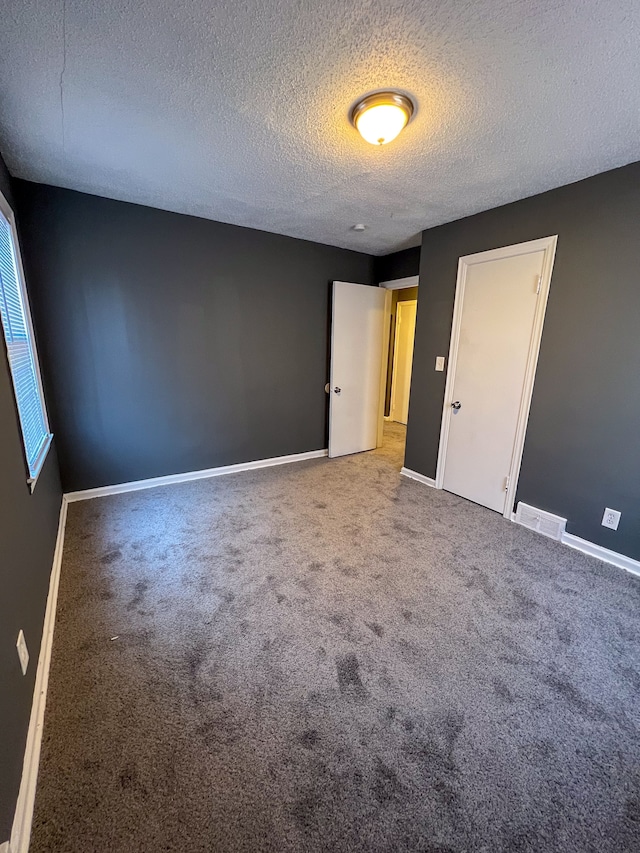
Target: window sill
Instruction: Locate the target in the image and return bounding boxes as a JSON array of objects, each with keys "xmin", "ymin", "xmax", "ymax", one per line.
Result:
[{"xmin": 28, "ymin": 433, "xmax": 54, "ymax": 493}]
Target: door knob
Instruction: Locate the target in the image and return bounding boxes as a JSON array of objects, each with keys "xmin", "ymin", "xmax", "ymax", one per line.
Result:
[
  {"xmin": 451, "ymin": 401, "xmax": 461, "ymax": 411},
  {"xmin": 334, "ymin": 386, "xmax": 342, "ymax": 394}
]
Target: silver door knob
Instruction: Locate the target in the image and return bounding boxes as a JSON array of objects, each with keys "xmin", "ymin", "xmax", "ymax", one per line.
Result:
[
  {"xmin": 451, "ymin": 401, "xmax": 461, "ymax": 410},
  {"xmin": 334, "ymin": 386, "xmax": 341, "ymax": 394}
]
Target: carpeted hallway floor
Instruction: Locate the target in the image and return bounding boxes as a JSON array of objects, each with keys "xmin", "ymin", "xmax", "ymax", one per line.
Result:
[{"xmin": 32, "ymin": 423, "xmax": 640, "ymax": 852}]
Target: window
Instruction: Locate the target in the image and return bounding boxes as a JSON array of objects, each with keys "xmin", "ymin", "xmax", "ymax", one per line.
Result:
[{"xmin": 0, "ymin": 190, "xmax": 52, "ymax": 490}]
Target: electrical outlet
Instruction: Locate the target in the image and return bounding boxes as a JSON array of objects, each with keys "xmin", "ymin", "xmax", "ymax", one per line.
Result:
[
  {"xmin": 601, "ymin": 508, "xmax": 621, "ymax": 531},
  {"xmin": 435, "ymin": 356, "xmax": 445, "ymax": 371},
  {"xmin": 16, "ymin": 630, "xmax": 29, "ymax": 675}
]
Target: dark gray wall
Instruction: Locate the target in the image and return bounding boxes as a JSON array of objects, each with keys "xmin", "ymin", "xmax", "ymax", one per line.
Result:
[
  {"xmin": 375, "ymin": 245, "xmax": 420, "ymax": 283},
  {"xmin": 15, "ymin": 182, "xmax": 375, "ymax": 492},
  {"xmin": 406, "ymin": 162, "xmax": 640, "ymax": 561},
  {"xmin": 0, "ymin": 161, "xmax": 62, "ymax": 838}
]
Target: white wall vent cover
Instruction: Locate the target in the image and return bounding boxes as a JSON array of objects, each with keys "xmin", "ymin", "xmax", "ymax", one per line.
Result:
[{"xmin": 515, "ymin": 502, "xmax": 567, "ymax": 541}]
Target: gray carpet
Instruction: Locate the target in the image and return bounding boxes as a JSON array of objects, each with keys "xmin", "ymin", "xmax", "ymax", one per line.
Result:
[{"xmin": 32, "ymin": 423, "xmax": 640, "ymax": 852}]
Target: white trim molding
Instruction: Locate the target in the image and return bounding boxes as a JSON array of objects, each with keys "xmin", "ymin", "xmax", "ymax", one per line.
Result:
[
  {"xmin": 400, "ymin": 467, "xmax": 437, "ymax": 488},
  {"xmin": 8, "ymin": 444, "xmax": 331, "ymax": 850},
  {"xmin": 65, "ymin": 449, "xmax": 329, "ymax": 502},
  {"xmin": 562, "ymin": 533, "xmax": 640, "ymax": 578},
  {"xmin": 379, "ymin": 275, "xmax": 419, "ymax": 290},
  {"xmin": 402, "ymin": 479, "xmax": 640, "ymax": 580},
  {"xmin": 10, "ymin": 497, "xmax": 68, "ymax": 853},
  {"xmin": 435, "ymin": 235, "xmax": 558, "ymax": 519}
]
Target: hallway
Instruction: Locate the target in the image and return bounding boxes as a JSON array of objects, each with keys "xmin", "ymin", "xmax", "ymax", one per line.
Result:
[{"xmin": 378, "ymin": 420, "xmax": 407, "ymax": 470}]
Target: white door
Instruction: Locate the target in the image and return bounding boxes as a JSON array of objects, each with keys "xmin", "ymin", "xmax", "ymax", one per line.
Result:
[
  {"xmin": 440, "ymin": 237, "xmax": 557, "ymax": 514},
  {"xmin": 390, "ymin": 300, "xmax": 417, "ymax": 424},
  {"xmin": 329, "ymin": 281, "xmax": 386, "ymax": 458}
]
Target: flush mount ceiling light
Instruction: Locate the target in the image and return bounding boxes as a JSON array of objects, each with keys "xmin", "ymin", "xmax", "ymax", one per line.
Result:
[{"xmin": 351, "ymin": 91, "xmax": 415, "ymax": 146}]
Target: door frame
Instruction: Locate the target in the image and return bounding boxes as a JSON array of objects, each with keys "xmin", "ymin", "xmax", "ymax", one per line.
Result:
[
  {"xmin": 380, "ymin": 275, "xmax": 419, "ymax": 431},
  {"xmin": 377, "ymin": 289, "xmax": 393, "ymax": 446},
  {"xmin": 389, "ymin": 299, "xmax": 418, "ymax": 424},
  {"xmin": 379, "ymin": 274, "xmax": 419, "ymax": 291},
  {"xmin": 435, "ymin": 235, "xmax": 558, "ymax": 518}
]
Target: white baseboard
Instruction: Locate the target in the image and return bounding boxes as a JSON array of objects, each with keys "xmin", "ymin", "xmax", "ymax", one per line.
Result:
[
  {"xmin": 65, "ymin": 449, "xmax": 328, "ymax": 502},
  {"xmin": 561, "ymin": 532, "xmax": 640, "ymax": 578},
  {"xmin": 10, "ymin": 496, "xmax": 68, "ymax": 853},
  {"xmin": 400, "ymin": 466, "xmax": 437, "ymax": 488},
  {"xmin": 401, "ymin": 480, "xmax": 640, "ymax": 580},
  {"xmin": 7, "ymin": 446, "xmax": 328, "ymax": 850},
  {"xmin": 10, "ymin": 463, "xmax": 636, "ymax": 853}
]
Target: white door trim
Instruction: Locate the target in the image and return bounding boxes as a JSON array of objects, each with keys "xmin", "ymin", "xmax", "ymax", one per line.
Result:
[
  {"xmin": 379, "ymin": 275, "xmax": 419, "ymax": 290},
  {"xmin": 435, "ymin": 235, "xmax": 558, "ymax": 519}
]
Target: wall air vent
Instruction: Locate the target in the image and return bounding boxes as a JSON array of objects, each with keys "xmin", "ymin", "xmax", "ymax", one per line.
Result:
[{"xmin": 515, "ymin": 502, "xmax": 566, "ymax": 541}]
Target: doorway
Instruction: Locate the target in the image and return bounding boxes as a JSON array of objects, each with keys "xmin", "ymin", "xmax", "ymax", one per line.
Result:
[
  {"xmin": 382, "ymin": 283, "xmax": 419, "ymax": 464},
  {"xmin": 389, "ymin": 297, "xmax": 417, "ymax": 424},
  {"xmin": 436, "ymin": 236, "xmax": 557, "ymax": 517},
  {"xmin": 327, "ymin": 277, "xmax": 419, "ymax": 469}
]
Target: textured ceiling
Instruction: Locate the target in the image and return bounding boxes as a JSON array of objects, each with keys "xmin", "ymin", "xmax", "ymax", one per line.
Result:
[{"xmin": 0, "ymin": 0, "xmax": 639, "ymax": 255}]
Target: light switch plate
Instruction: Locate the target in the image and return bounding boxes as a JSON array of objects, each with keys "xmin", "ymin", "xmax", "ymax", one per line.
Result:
[
  {"xmin": 16, "ymin": 630, "xmax": 29, "ymax": 675},
  {"xmin": 435, "ymin": 356, "xmax": 445, "ymax": 371}
]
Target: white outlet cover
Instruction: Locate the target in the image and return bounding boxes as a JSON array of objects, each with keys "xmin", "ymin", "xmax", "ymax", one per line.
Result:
[
  {"xmin": 602, "ymin": 508, "xmax": 621, "ymax": 530},
  {"xmin": 435, "ymin": 356, "xmax": 446, "ymax": 371},
  {"xmin": 16, "ymin": 629, "xmax": 29, "ymax": 675}
]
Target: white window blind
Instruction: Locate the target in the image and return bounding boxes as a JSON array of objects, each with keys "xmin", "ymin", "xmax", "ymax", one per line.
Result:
[{"xmin": 0, "ymin": 194, "xmax": 52, "ymax": 488}]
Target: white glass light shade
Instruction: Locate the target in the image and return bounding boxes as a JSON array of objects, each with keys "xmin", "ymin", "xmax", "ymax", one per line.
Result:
[{"xmin": 351, "ymin": 92, "xmax": 414, "ymax": 146}]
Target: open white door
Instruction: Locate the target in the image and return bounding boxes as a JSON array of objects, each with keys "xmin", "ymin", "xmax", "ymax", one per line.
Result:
[{"xmin": 329, "ymin": 281, "xmax": 387, "ymax": 458}]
